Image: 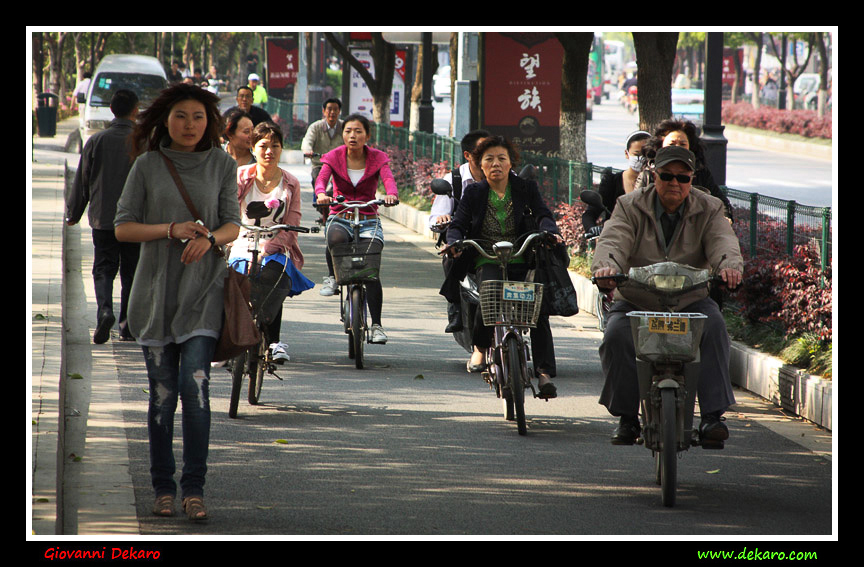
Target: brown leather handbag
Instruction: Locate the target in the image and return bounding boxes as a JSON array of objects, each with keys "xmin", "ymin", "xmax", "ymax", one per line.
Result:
[{"xmin": 160, "ymin": 151, "xmax": 260, "ymax": 362}]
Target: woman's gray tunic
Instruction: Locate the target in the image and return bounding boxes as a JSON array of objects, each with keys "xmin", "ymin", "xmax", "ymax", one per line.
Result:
[{"xmin": 114, "ymin": 139, "xmax": 241, "ymax": 347}]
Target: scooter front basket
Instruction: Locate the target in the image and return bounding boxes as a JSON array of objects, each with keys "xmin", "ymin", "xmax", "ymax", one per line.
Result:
[{"xmin": 626, "ymin": 311, "xmax": 707, "ymax": 363}]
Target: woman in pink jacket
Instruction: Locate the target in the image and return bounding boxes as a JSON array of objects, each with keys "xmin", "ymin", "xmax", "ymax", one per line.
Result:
[
  {"xmin": 230, "ymin": 121, "xmax": 313, "ymax": 362},
  {"xmin": 315, "ymin": 114, "xmax": 398, "ymax": 344}
]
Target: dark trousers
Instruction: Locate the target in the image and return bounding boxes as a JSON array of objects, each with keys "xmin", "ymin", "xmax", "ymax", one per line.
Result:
[
  {"xmin": 92, "ymin": 229, "xmax": 139, "ymax": 334},
  {"xmin": 598, "ymin": 297, "xmax": 736, "ymax": 417},
  {"xmin": 473, "ymin": 263, "xmax": 556, "ymax": 378}
]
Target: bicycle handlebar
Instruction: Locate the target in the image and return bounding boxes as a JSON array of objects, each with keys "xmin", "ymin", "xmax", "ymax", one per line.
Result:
[
  {"xmin": 328, "ymin": 198, "xmax": 399, "ymax": 209},
  {"xmin": 449, "ymin": 231, "xmax": 550, "ymax": 263},
  {"xmin": 240, "ymin": 223, "xmax": 313, "ymax": 234}
]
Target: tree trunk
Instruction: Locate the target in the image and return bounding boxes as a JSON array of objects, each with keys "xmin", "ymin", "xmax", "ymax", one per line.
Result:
[
  {"xmin": 632, "ymin": 32, "xmax": 679, "ymax": 133},
  {"xmin": 747, "ymin": 33, "xmax": 763, "ymax": 109},
  {"xmin": 324, "ymin": 32, "xmax": 396, "ymax": 125},
  {"xmin": 555, "ymin": 32, "xmax": 593, "ymax": 163}
]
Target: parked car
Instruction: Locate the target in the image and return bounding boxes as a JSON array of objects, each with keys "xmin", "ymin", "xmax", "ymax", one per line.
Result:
[
  {"xmin": 794, "ymin": 73, "xmax": 821, "ymax": 110},
  {"xmin": 77, "ymin": 54, "xmax": 168, "ymax": 149},
  {"xmin": 433, "ymin": 65, "xmax": 451, "ymax": 102},
  {"xmin": 671, "ymin": 88, "xmax": 704, "ymax": 128}
]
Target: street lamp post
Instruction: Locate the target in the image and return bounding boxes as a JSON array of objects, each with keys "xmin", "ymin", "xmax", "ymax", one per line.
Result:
[
  {"xmin": 701, "ymin": 32, "xmax": 727, "ymax": 186},
  {"xmin": 418, "ymin": 32, "xmax": 435, "ymax": 133}
]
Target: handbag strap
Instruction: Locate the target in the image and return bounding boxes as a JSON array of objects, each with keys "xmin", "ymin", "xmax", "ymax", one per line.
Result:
[{"xmin": 159, "ymin": 150, "xmax": 224, "ymax": 258}]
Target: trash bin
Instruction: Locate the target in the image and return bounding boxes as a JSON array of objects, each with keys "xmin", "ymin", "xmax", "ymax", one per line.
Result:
[{"xmin": 36, "ymin": 93, "xmax": 59, "ymax": 138}]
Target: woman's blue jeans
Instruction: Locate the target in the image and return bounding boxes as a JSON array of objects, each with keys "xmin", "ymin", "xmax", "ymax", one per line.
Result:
[{"xmin": 141, "ymin": 336, "xmax": 216, "ymax": 499}]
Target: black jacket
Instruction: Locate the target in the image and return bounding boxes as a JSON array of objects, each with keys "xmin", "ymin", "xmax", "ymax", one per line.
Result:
[
  {"xmin": 66, "ymin": 118, "xmax": 136, "ymax": 230},
  {"xmin": 440, "ymin": 172, "xmax": 559, "ymax": 302}
]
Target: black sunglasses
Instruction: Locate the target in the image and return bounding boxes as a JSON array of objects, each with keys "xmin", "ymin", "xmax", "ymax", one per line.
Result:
[{"xmin": 657, "ymin": 172, "xmax": 693, "ymax": 184}]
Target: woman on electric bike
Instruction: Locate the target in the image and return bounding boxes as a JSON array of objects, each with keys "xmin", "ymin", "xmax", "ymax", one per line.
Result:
[
  {"xmin": 442, "ymin": 136, "xmax": 560, "ymax": 398},
  {"xmin": 314, "ymin": 114, "xmax": 399, "ymax": 344}
]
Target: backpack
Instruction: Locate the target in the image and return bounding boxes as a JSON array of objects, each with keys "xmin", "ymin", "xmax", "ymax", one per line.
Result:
[{"xmin": 436, "ymin": 167, "xmax": 463, "ymax": 248}]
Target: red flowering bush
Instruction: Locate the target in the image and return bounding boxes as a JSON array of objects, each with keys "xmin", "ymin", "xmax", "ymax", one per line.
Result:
[
  {"xmin": 552, "ymin": 201, "xmax": 588, "ymax": 253},
  {"xmin": 722, "ymin": 102, "xmax": 832, "ymax": 139},
  {"xmin": 772, "ymin": 244, "xmax": 832, "ymax": 341},
  {"xmin": 372, "ymin": 142, "xmax": 451, "ymax": 204}
]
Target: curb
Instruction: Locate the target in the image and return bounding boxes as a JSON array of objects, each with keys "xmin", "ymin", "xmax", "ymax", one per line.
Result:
[
  {"xmin": 724, "ymin": 126, "xmax": 832, "ymax": 162},
  {"xmin": 379, "ymin": 199, "xmax": 832, "ymax": 431}
]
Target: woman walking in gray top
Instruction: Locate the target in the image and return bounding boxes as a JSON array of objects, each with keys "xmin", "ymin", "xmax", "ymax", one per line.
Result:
[{"xmin": 114, "ymin": 84, "xmax": 241, "ymax": 522}]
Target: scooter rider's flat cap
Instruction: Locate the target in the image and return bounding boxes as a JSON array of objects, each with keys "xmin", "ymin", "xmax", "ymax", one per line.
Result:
[{"xmin": 653, "ymin": 145, "xmax": 696, "ymax": 171}]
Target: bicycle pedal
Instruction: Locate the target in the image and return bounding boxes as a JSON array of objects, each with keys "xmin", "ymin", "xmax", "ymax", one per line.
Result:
[{"xmin": 700, "ymin": 439, "xmax": 725, "ymax": 450}]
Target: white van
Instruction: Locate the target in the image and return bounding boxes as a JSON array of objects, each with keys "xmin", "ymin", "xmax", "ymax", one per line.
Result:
[{"xmin": 77, "ymin": 54, "xmax": 167, "ymax": 148}]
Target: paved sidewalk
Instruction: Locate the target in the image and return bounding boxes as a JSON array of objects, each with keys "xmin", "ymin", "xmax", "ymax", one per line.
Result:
[
  {"xmin": 28, "ymin": 117, "xmax": 334, "ymax": 537},
  {"xmin": 30, "ymin": 117, "xmax": 138, "ymax": 536}
]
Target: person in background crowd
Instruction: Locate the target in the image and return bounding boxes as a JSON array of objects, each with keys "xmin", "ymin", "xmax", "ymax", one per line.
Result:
[
  {"xmin": 301, "ymin": 98, "xmax": 345, "ymax": 187},
  {"xmin": 248, "ymin": 73, "xmax": 268, "ymax": 105},
  {"xmin": 428, "ymin": 129, "xmax": 489, "ymax": 335},
  {"xmin": 636, "ymin": 119, "xmax": 734, "ymax": 222},
  {"xmin": 223, "ymin": 85, "xmax": 272, "ymax": 126},
  {"xmin": 222, "ymin": 109, "xmax": 255, "ymax": 168},
  {"xmin": 582, "ymin": 130, "xmax": 650, "ymax": 237},
  {"xmin": 66, "ymin": 89, "xmax": 141, "ymax": 344}
]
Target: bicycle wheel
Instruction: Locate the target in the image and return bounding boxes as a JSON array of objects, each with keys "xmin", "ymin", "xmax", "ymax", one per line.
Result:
[
  {"xmin": 248, "ymin": 329, "xmax": 266, "ymax": 405},
  {"xmin": 344, "ymin": 293, "xmax": 355, "ymax": 359},
  {"xmin": 351, "ymin": 286, "xmax": 365, "ymax": 369},
  {"xmin": 660, "ymin": 387, "xmax": 678, "ymax": 507},
  {"xmin": 228, "ymin": 353, "xmax": 246, "ymax": 419},
  {"xmin": 504, "ymin": 335, "xmax": 527, "ymax": 435}
]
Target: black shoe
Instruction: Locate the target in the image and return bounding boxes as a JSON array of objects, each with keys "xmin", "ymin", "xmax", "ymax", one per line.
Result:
[
  {"xmin": 445, "ymin": 303, "xmax": 463, "ymax": 333},
  {"xmin": 93, "ymin": 312, "xmax": 115, "ymax": 344},
  {"xmin": 611, "ymin": 415, "xmax": 641, "ymax": 445},
  {"xmin": 698, "ymin": 412, "xmax": 729, "ymax": 449}
]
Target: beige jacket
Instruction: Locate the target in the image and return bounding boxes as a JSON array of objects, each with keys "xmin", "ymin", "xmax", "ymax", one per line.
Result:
[{"xmin": 592, "ymin": 184, "xmax": 743, "ymax": 309}]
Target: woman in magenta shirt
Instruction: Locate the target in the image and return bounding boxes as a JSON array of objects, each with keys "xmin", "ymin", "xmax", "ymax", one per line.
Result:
[{"xmin": 314, "ymin": 114, "xmax": 399, "ymax": 344}]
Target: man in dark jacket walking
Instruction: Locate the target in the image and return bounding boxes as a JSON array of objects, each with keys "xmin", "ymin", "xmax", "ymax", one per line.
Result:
[{"xmin": 66, "ymin": 89, "xmax": 141, "ymax": 344}]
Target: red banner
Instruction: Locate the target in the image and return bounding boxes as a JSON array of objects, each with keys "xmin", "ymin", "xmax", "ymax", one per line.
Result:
[
  {"xmin": 265, "ymin": 35, "xmax": 299, "ymax": 98},
  {"xmin": 482, "ymin": 32, "xmax": 563, "ymax": 155}
]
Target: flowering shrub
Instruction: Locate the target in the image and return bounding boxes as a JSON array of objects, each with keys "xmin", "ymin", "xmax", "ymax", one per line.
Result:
[
  {"xmin": 552, "ymin": 201, "xmax": 588, "ymax": 254},
  {"xmin": 722, "ymin": 102, "xmax": 832, "ymax": 139},
  {"xmin": 771, "ymin": 244, "xmax": 832, "ymax": 341},
  {"xmin": 372, "ymin": 142, "xmax": 451, "ymax": 206}
]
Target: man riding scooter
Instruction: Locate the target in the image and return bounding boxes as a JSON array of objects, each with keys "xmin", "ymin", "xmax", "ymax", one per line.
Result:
[{"xmin": 591, "ymin": 146, "xmax": 743, "ymax": 448}]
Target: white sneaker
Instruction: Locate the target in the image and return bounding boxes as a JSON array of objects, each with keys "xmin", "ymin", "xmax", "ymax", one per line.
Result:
[
  {"xmin": 319, "ymin": 276, "xmax": 337, "ymax": 296},
  {"xmin": 370, "ymin": 324, "xmax": 388, "ymax": 344},
  {"xmin": 269, "ymin": 342, "xmax": 290, "ymax": 364}
]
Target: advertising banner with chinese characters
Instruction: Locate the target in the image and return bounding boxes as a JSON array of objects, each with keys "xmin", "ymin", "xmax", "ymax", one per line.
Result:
[
  {"xmin": 482, "ymin": 33, "xmax": 563, "ymax": 155},
  {"xmin": 348, "ymin": 48, "xmax": 407, "ymax": 127},
  {"xmin": 265, "ymin": 35, "xmax": 299, "ymax": 101}
]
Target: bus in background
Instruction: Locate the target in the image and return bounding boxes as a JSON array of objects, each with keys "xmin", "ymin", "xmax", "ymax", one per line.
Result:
[
  {"xmin": 603, "ymin": 39, "xmax": 627, "ymax": 96},
  {"xmin": 588, "ymin": 34, "xmax": 604, "ymax": 104}
]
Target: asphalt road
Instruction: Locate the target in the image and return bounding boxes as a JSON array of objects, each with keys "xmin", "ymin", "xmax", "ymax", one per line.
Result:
[
  {"xmin": 584, "ymin": 99, "xmax": 833, "ymax": 208},
  {"xmin": 109, "ymin": 180, "xmax": 832, "ymax": 537}
]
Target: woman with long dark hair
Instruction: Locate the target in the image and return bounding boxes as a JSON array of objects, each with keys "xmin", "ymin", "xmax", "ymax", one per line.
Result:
[{"xmin": 115, "ymin": 83, "xmax": 241, "ymax": 522}]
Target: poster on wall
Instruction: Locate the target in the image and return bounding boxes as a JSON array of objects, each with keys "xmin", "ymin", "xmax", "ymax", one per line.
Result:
[
  {"xmin": 348, "ymin": 48, "xmax": 406, "ymax": 127},
  {"xmin": 482, "ymin": 32, "xmax": 563, "ymax": 155},
  {"xmin": 265, "ymin": 35, "xmax": 299, "ymax": 101}
]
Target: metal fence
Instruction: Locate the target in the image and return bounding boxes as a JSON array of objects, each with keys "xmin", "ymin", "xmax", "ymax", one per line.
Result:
[
  {"xmin": 369, "ymin": 121, "xmax": 832, "ymax": 272},
  {"xmin": 259, "ymin": 100, "xmax": 316, "ymax": 146}
]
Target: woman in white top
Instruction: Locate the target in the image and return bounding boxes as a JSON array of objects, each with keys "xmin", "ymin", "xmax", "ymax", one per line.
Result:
[{"xmin": 229, "ymin": 122, "xmax": 313, "ymax": 362}]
